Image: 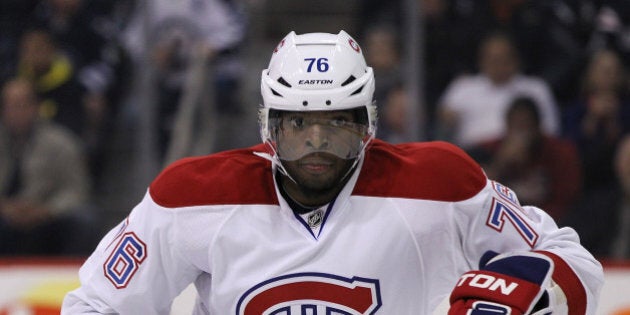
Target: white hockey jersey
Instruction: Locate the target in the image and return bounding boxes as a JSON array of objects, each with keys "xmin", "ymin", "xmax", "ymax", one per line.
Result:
[{"xmin": 62, "ymin": 140, "xmax": 603, "ymax": 314}]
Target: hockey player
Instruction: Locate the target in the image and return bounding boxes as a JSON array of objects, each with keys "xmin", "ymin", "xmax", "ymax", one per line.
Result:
[{"xmin": 62, "ymin": 31, "xmax": 603, "ymax": 314}]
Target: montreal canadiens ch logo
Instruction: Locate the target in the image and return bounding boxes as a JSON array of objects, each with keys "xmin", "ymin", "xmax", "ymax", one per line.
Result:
[
  {"xmin": 348, "ymin": 39, "xmax": 360, "ymax": 53},
  {"xmin": 236, "ymin": 272, "xmax": 382, "ymax": 315}
]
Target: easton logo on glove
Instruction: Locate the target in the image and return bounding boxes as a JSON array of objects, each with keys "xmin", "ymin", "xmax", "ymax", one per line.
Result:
[
  {"xmin": 448, "ymin": 251, "xmax": 554, "ymax": 315},
  {"xmin": 455, "ymin": 272, "xmax": 521, "ymax": 295}
]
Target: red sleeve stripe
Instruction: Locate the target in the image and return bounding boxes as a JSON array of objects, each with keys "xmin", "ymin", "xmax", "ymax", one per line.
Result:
[{"xmin": 536, "ymin": 251, "xmax": 587, "ymax": 315}]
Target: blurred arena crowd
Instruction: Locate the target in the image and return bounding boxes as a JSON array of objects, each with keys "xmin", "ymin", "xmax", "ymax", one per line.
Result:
[{"xmin": 0, "ymin": 0, "xmax": 629, "ymax": 260}]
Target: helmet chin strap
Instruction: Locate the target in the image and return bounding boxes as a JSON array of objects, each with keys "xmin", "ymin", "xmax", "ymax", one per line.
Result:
[
  {"xmin": 254, "ymin": 143, "xmax": 298, "ymax": 184},
  {"xmin": 339, "ymin": 135, "xmax": 373, "ymax": 182}
]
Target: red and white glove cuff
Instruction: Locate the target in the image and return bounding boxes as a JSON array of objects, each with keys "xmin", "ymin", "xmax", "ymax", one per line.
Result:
[
  {"xmin": 449, "ymin": 270, "xmax": 546, "ymax": 314},
  {"xmin": 448, "ymin": 251, "xmax": 554, "ymax": 315}
]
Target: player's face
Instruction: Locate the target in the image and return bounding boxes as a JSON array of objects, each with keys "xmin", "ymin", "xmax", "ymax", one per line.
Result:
[
  {"xmin": 270, "ymin": 109, "xmax": 369, "ymax": 162},
  {"xmin": 281, "ymin": 151, "xmax": 355, "ymax": 197},
  {"xmin": 272, "ymin": 109, "xmax": 367, "ymax": 204}
]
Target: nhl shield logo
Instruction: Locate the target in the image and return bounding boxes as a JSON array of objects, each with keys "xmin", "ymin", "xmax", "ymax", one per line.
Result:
[
  {"xmin": 307, "ymin": 209, "xmax": 324, "ymax": 228},
  {"xmin": 236, "ymin": 272, "xmax": 382, "ymax": 314}
]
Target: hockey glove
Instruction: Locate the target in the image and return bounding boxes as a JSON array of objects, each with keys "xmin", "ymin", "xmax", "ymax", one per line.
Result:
[{"xmin": 448, "ymin": 251, "xmax": 555, "ymax": 315}]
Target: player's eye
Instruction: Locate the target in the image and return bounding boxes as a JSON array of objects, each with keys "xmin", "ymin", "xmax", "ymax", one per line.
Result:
[
  {"xmin": 329, "ymin": 117, "xmax": 350, "ymax": 127},
  {"xmin": 288, "ymin": 116, "xmax": 304, "ymax": 129}
]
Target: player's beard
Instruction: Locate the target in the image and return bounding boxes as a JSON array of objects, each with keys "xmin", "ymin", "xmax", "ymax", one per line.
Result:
[{"xmin": 280, "ymin": 153, "xmax": 356, "ymax": 206}]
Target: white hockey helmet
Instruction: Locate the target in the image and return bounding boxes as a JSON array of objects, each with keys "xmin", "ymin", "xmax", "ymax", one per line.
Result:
[{"xmin": 259, "ymin": 30, "xmax": 377, "ymax": 163}]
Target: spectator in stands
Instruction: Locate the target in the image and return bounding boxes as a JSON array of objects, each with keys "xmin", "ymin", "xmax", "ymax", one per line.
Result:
[
  {"xmin": 14, "ymin": 27, "xmax": 119, "ymax": 181},
  {"xmin": 15, "ymin": 28, "xmax": 88, "ymax": 144},
  {"xmin": 356, "ymin": 0, "xmax": 484, "ymax": 140},
  {"xmin": 362, "ymin": 25, "xmax": 414, "ymax": 143},
  {"xmin": 436, "ymin": 31, "xmax": 559, "ymax": 149},
  {"xmin": 379, "ymin": 84, "xmax": 412, "ymax": 143},
  {"xmin": 363, "ymin": 25, "xmax": 402, "ymax": 111},
  {"xmin": 559, "ymin": 49, "xmax": 630, "ymax": 258},
  {"xmin": 420, "ymin": 0, "xmax": 481, "ymax": 138},
  {"xmin": 562, "ymin": 49, "xmax": 630, "ymax": 194},
  {"xmin": 0, "ymin": 0, "xmax": 40, "ymax": 84},
  {"xmin": 467, "ymin": 96, "xmax": 581, "ymax": 222},
  {"xmin": 586, "ymin": 1, "xmax": 630, "ymax": 70},
  {"xmin": 27, "ymin": 0, "xmax": 134, "ymax": 183},
  {"xmin": 121, "ymin": 0, "xmax": 247, "ymax": 162},
  {"xmin": 467, "ymin": 0, "xmax": 592, "ymax": 104},
  {"xmin": 28, "ymin": 0, "xmax": 108, "ymax": 71},
  {"xmin": 0, "ymin": 78, "xmax": 96, "ymax": 255},
  {"xmin": 356, "ymin": 0, "xmax": 590, "ymax": 129}
]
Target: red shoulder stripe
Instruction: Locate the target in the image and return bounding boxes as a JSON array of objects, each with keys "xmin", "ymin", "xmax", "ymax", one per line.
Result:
[
  {"xmin": 353, "ymin": 140, "xmax": 486, "ymax": 201},
  {"xmin": 149, "ymin": 144, "xmax": 278, "ymax": 208}
]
